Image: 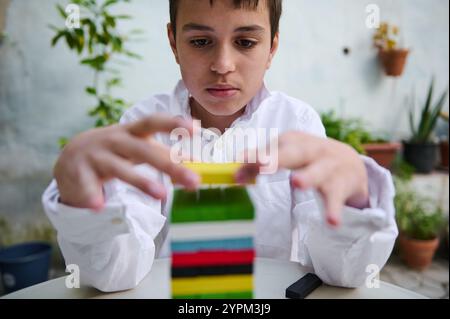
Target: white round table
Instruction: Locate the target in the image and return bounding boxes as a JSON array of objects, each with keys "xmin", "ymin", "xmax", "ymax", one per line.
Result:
[{"xmin": 2, "ymin": 258, "xmax": 427, "ymax": 299}]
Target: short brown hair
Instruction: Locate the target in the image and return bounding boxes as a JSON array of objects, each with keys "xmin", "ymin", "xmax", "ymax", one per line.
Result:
[{"xmin": 169, "ymin": 0, "xmax": 283, "ymax": 45}]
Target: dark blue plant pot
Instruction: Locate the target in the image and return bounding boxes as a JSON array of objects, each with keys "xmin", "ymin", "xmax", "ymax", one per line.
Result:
[
  {"xmin": 403, "ymin": 141, "xmax": 439, "ymax": 174},
  {"xmin": 0, "ymin": 242, "xmax": 52, "ymax": 294}
]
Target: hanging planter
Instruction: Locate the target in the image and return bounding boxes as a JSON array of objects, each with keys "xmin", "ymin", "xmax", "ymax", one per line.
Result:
[
  {"xmin": 373, "ymin": 22, "xmax": 410, "ymax": 77},
  {"xmin": 378, "ymin": 48, "xmax": 410, "ymax": 77}
]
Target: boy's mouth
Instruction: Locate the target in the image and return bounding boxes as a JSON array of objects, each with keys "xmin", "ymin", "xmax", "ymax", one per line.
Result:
[{"xmin": 206, "ymin": 85, "xmax": 240, "ymax": 99}]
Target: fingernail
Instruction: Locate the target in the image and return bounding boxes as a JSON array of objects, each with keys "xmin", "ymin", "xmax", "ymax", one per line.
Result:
[
  {"xmin": 327, "ymin": 214, "xmax": 340, "ymax": 227},
  {"xmin": 90, "ymin": 197, "xmax": 104, "ymax": 212},
  {"xmin": 291, "ymin": 174, "xmax": 302, "ymax": 188}
]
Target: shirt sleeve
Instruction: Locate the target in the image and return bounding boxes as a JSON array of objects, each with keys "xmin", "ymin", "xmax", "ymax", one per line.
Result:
[
  {"xmin": 42, "ymin": 166, "xmax": 167, "ymax": 292},
  {"xmin": 41, "ymin": 104, "xmax": 167, "ymax": 292},
  {"xmin": 292, "ymin": 156, "xmax": 399, "ymax": 287},
  {"xmin": 292, "ymin": 105, "xmax": 398, "ymax": 287}
]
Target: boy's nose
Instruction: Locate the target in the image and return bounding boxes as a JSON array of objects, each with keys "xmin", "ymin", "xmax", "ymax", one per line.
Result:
[{"xmin": 210, "ymin": 45, "xmax": 236, "ymax": 75}]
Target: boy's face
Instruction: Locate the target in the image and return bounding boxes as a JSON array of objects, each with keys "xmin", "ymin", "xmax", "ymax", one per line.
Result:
[{"xmin": 168, "ymin": 0, "xmax": 278, "ymax": 117}]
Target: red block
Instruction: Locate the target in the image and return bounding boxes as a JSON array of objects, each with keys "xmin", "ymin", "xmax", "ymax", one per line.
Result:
[{"xmin": 172, "ymin": 250, "xmax": 254, "ymax": 268}]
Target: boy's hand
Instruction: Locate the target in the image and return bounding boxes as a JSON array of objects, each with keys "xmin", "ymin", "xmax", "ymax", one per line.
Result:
[
  {"xmin": 54, "ymin": 115, "xmax": 200, "ymax": 210},
  {"xmin": 236, "ymin": 132, "xmax": 369, "ymax": 226}
]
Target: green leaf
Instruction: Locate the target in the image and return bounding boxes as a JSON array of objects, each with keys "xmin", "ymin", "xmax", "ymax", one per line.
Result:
[
  {"xmin": 115, "ymin": 15, "xmax": 132, "ymax": 20},
  {"xmin": 59, "ymin": 137, "xmax": 69, "ymax": 149},
  {"xmin": 74, "ymin": 28, "xmax": 85, "ymax": 54},
  {"xmin": 51, "ymin": 31, "xmax": 66, "ymax": 47},
  {"xmin": 124, "ymin": 50, "xmax": 142, "ymax": 59},
  {"xmin": 409, "ymin": 110, "xmax": 417, "ymax": 141},
  {"xmin": 64, "ymin": 32, "xmax": 76, "ymax": 50},
  {"xmin": 417, "ymin": 78, "xmax": 434, "ymax": 138},
  {"xmin": 111, "ymin": 36, "xmax": 123, "ymax": 52},
  {"xmin": 81, "ymin": 55, "xmax": 108, "ymax": 71},
  {"xmin": 411, "ymin": 78, "xmax": 449, "ymax": 143},
  {"xmin": 129, "ymin": 29, "xmax": 145, "ymax": 35},
  {"xmin": 102, "ymin": 0, "xmax": 119, "ymax": 9},
  {"xmin": 48, "ymin": 24, "xmax": 60, "ymax": 32},
  {"xmin": 408, "ymin": 91, "xmax": 418, "ymax": 140},
  {"xmin": 422, "ymin": 88, "xmax": 449, "ymax": 141},
  {"xmin": 106, "ymin": 78, "xmax": 121, "ymax": 88},
  {"xmin": 104, "ymin": 15, "xmax": 116, "ymax": 28},
  {"xmin": 56, "ymin": 4, "xmax": 68, "ymax": 19},
  {"xmin": 85, "ymin": 87, "xmax": 97, "ymax": 96}
]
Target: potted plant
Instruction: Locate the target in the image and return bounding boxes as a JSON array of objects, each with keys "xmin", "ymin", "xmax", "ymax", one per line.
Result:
[
  {"xmin": 362, "ymin": 142, "xmax": 402, "ymax": 170},
  {"xmin": 394, "ymin": 180, "xmax": 445, "ymax": 270},
  {"xmin": 373, "ymin": 22, "xmax": 410, "ymax": 77},
  {"xmin": 403, "ymin": 79, "xmax": 449, "ymax": 173},
  {"xmin": 321, "ymin": 111, "xmax": 401, "ymax": 169},
  {"xmin": 49, "ymin": 0, "xmax": 142, "ymax": 147}
]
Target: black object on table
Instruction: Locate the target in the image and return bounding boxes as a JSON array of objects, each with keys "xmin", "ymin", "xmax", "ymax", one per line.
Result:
[{"xmin": 286, "ymin": 273, "xmax": 323, "ymax": 299}]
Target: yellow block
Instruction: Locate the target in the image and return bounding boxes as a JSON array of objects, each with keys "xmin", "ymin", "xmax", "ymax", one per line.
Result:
[
  {"xmin": 172, "ymin": 274, "xmax": 253, "ymax": 295},
  {"xmin": 182, "ymin": 162, "xmax": 247, "ymax": 185}
]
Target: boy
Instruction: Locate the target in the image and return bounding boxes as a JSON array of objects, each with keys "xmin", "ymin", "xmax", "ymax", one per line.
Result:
[{"xmin": 43, "ymin": 0, "xmax": 398, "ymax": 292}]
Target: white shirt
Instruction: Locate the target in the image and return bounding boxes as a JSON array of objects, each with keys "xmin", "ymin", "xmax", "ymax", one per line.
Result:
[{"xmin": 42, "ymin": 81, "xmax": 398, "ymax": 292}]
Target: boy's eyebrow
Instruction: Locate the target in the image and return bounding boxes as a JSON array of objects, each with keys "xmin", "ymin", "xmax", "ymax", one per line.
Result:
[
  {"xmin": 234, "ymin": 25, "xmax": 265, "ymax": 33},
  {"xmin": 182, "ymin": 23, "xmax": 266, "ymax": 33},
  {"xmin": 182, "ymin": 23, "xmax": 215, "ymax": 32}
]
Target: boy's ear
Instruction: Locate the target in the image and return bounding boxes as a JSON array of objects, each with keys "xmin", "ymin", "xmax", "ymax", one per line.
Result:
[
  {"xmin": 167, "ymin": 23, "xmax": 180, "ymax": 65},
  {"xmin": 266, "ymin": 32, "xmax": 279, "ymax": 70}
]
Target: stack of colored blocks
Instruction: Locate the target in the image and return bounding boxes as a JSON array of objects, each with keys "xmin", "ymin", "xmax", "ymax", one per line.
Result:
[{"xmin": 170, "ymin": 163, "xmax": 255, "ymax": 299}]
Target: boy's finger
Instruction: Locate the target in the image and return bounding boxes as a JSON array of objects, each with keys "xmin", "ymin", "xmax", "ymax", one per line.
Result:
[
  {"xmin": 235, "ymin": 162, "xmax": 262, "ymax": 183},
  {"xmin": 276, "ymin": 134, "xmax": 324, "ymax": 170},
  {"xmin": 95, "ymin": 154, "xmax": 167, "ymax": 200},
  {"xmin": 235, "ymin": 144, "xmax": 280, "ymax": 181},
  {"xmin": 290, "ymin": 159, "xmax": 335, "ymax": 190},
  {"xmin": 112, "ymin": 138, "xmax": 200, "ymax": 189},
  {"xmin": 113, "ymin": 137, "xmax": 172, "ymax": 166},
  {"xmin": 126, "ymin": 114, "xmax": 193, "ymax": 137},
  {"xmin": 320, "ymin": 182, "xmax": 346, "ymax": 227},
  {"xmin": 77, "ymin": 163, "xmax": 105, "ymax": 212}
]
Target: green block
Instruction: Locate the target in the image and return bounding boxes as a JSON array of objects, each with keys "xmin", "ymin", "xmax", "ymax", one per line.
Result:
[
  {"xmin": 171, "ymin": 187, "xmax": 255, "ymax": 224},
  {"xmin": 173, "ymin": 291, "xmax": 253, "ymax": 299}
]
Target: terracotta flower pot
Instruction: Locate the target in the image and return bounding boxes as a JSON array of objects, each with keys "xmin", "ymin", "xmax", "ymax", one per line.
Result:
[
  {"xmin": 398, "ymin": 234, "xmax": 439, "ymax": 271},
  {"xmin": 378, "ymin": 48, "xmax": 409, "ymax": 77},
  {"xmin": 363, "ymin": 142, "xmax": 402, "ymax": 170}
]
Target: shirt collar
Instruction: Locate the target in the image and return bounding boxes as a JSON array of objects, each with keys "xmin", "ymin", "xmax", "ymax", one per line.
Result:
[{"xmin": 170, "ymin": 79, "xmax": 272, "ymax": 124}]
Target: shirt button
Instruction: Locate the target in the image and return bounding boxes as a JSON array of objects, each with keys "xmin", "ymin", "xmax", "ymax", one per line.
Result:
[{"xmin": 111, "ymin": 218, "xmax": 123, "ymax": 225}]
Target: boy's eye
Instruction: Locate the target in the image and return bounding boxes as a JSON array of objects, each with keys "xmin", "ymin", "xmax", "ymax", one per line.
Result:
[
  {"xmin": 235, "ymin": 39, "xmax": 257, "ymax": 49},
  {"xmin": 190, "ymin": 39, "xmax": 211, "ymax": 48}
]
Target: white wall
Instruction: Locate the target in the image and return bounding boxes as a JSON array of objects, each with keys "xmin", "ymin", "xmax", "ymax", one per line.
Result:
[
  {"xmin": 271, "ymin": 0, "xmax": 449, "ymax": 139},
  {"xmin": 0, "ymin": 0, "xmax": 449, "ymax": 221}
]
